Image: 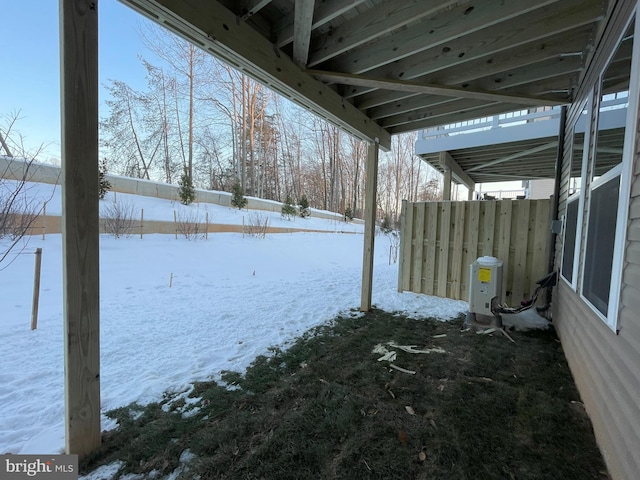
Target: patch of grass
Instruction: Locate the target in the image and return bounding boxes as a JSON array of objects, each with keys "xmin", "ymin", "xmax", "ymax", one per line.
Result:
[{"xmin": 82, "ymin": 310, "xmax": 608, "ymax": 479}]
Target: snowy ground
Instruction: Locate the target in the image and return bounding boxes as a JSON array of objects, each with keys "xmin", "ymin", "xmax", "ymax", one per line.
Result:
[{"xmin": 0, "ymin": 186, "xmax": 470, "ymax": 455}]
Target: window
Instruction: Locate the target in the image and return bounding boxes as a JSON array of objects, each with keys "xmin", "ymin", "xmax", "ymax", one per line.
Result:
[
  {"xmin": 579, "ymin": 17, "xmax": 636, "ymax": 330},
  {"xmin": 561, "ymin": 104, "xmax": 588, "ymax": 285},
  {"xmin": 582, "ymin": 173, "xmax": 620, "ymax": 315},
  {"xmin": 561, "ymin": 196, "xmax": 579, "ymax": 283}
]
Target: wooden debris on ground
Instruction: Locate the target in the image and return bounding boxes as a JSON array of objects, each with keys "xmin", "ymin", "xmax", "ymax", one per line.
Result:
[
  {"xmin": 389, "ymin": 363, "xmax": 416, "ymax": 375},
  {"xmin": 388, "ymin": 342, "xmax": 446, "ymax": 354},
  {"xmin": 500, "ymin": 328, "xmax": 516, "ymax": 343},
  {"xmin": 477, "ymin": 327, "xmax": 497, "ymax": 335}
]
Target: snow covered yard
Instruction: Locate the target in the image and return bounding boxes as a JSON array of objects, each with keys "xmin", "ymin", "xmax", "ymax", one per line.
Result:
[{"xmin": 0, "ymin": 226, "xmax": 467, "ymax": 455}]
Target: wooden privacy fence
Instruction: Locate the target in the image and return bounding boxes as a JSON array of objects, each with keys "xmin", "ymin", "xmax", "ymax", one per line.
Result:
[{"xmin": 398, "ymin": 199, "xmax": 551, "ymax": 307}]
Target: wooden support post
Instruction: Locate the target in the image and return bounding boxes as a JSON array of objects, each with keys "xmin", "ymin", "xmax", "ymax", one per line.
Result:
[
  {"xmin": 60, "ymin": 0, "xmax": 101, "ymax": 458},
  {"xmin": 140, "ymin": 208, "xmax": 144, "ymax": 239},
  {"xmin": 361, "ymin": 140, "xmax": 379, "ymax": 311},
  {"xmin": 31, "ymin": 248, "xmax": 42, "ymax": 330},
  {"xmin": 205, "ymin": 211, "xmax": 209, "ymax": 240},
  {"xmin": 173, "ymin": 210, "xmax": 177, "ymax": 239},
  {"xmin": 42, "ymin": 202, "xmax": 47, "ymax": 240},
  {"xmin": 442, "ymin": 168, "xmax": 452, "ymax": 200}
]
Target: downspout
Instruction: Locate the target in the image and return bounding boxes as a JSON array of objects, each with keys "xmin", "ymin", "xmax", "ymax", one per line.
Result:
[{"xmin": 543, "ymin": 105, "xmax": 567, "ymax": 313}]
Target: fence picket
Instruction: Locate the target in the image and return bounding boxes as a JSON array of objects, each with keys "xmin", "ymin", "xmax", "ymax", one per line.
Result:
[
  {"xmin": 399, "ymin": 199, "xmax": 550, "ymax": 307},
  {"xmin": 424, "ymin": 203, "xmax": 438, "ymax": 295}
]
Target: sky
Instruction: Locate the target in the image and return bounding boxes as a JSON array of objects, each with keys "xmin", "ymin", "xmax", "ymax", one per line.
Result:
[
  {"xmin": 1, "ymin": 0, "xmax": 159, "ymax": 162},
  {"xmin": 0, "ymin": 180, "xmax": 483, "ymax": 459}
]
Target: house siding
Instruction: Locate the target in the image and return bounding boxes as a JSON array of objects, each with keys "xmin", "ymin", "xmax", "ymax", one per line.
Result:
[{"xmin": 553, "ymin": 1, "xmax": 640, "ymax": 479}]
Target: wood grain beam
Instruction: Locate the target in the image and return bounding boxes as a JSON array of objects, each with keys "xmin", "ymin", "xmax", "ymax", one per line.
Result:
[
  {"xmin": 276, "ymin": 0, "xmax": 367, "ymax": 48},
  {"xmin": 122, "ymin": 0, "xmax": 391, "ymax": 149},
  {"xmin": 307, "ymin": 0, "xmax": 457, "ymax": 67},
  {"xmin": 349, "ymin": 27, "xmax": 590, "ymax": 106},
  {"xmin": 308, "ymin": 70, "xmax": 566, "ymax": 106},
  {"xmin": 361, "ymin": 141, "xmax": 379, "ymax": 311},
  {"xmin": 439, "ymin": 151, "xmax": 475, "ymax": 191},
  {"xmin": 238, "ymin": 0, "xmax": 272, "ymax": 21},
  {"xmin": 388, "ymin": 102, "xmax": 527, "ymax": 134},
  {"xmin": 467, "ymin": 141, "xmax": 558, "ymax": 172},
  {"xmin": 293, "ymin": 0, "xmax": 314, "ymax": 67},
  {"xmin": 341, "ymin": 0, "xmax": 601, "ymax": 98},
  {"xmin": 323, "ymin": 0, "xmax": 561, "ymax": 72},
  {"xmin": 60, "ymin": 0, "xmax": 101, "ymax": 458},
  {"xmin": 359, "ymin": 56, "xmax": 579, "ymax": 122}
]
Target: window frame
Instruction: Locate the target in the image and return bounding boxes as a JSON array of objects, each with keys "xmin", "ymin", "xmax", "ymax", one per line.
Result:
[
  {"xmin": 560, "ymin": 99, "xmax": 590, "ymax": 289},
  {"xmin": 578, "ymin": 14, "xmax": 640, "ymax": 332}
]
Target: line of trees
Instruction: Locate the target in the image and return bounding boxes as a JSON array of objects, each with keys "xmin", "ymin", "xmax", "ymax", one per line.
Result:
[{"xmin": 99, "ymin": 24, "xmax": 441, "ymax": 222}]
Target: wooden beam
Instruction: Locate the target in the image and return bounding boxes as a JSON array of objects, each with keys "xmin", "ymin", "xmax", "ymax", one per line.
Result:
[
  {"xmin": 467, "ymin": 141, "xmax": 558, "ymax": 172},
  {"xmin": 361, "ymin": 141, "xmax": 379, "ymax": 311},
  {"xmin": 239, "ymin": 0, "xmax": 272, "ymax": 21},
  {"xmin": 308, "ymin": 70, "xmax": 567, "ymax": 106},
  {"xmin": 324, "ymin": 0, "xmax": 562, "ymax": 73},
  {"xmin": 122, "ymin": 0, "xmax": 391, "ymax": 150},
  {"xmin": 388, "ymin": 102, "xmax": 528, "ymax": 134},
  {"xmin": 343, "ymin": 27, "xmax": 590, "ymax": 99},
  {"xmin": 439, "ymin": 151, "xmax": 475, "ymax": 192},
  {"xmin": 60, "ymin": 0, "xmax": 101, "ymax": 458},
  {"xmin": 342, "ymin": 0, "xmax": 602, "ymax": 99},
  {"xmin": 442, "ymin": 164, "xmax": 452, "ymax": 201},
  {"xmin": 293, "ymin": 0, "xmax": 314, "ymax": 67},
  {"xmin": 276, "ymin": 0, "xmax": 367, "ymax": 48},
  {"xmin": 307, "ymin": 0, "xmax": 457, "ymax": 67}
]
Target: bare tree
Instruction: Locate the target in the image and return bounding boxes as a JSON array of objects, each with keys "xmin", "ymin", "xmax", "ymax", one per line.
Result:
[
  {"xmin": 139, "ymin": 24, "xmax": 212, "ymax": 182},
  {"xmin": 101, "ymin": 80, "xmax": 157, "ymax": 179},
  {"xmin": 0, "ymin": 111, "xmax": 51, "ymax": 267}
]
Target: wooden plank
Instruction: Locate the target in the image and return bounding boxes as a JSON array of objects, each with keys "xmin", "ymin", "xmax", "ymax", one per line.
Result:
[
  {"xmin": 450, "ymin": 203, "xmax": 466, "ymax": 299},
  {"xmin": 344, "ymin": 2, "xmax": 601, "ymax": 100},
  {"xmin": 438, "ymin": 202, "xmax": 452, "ymax": 298},
  {"xmin": 293, "ymin": 0, "xmax": 314, "ymax": 67},
  {"xmin": 276, "ymin": 0, "xmax": 368, "ymax": 48},
  {"xmin": 481, "ymin": 201, "xmax": 496, "ymax": 256},
  {"xmin": 497, "ymin": 201, "xmax": 513, "ymax": 303},
  {"xmin": 61, "ymin": 0, "xmax": 101, "ymax": 458},
  {"xmin": 439, "ymin": 151, "xmax": 475, "ymax": 192},
  {"xmin": 360, "ymin": 142, "xmax": 379, "ymax": 310},
  {"xmin": 442, "ymin": 163, "xmax": 452, "ymax": 200},
  {"xmin": 424, "ymin": 202, "xmax": 438, "ymax": 295},
  {"xmin": 397, "ymin": 200, "xmax": 407, "ymax": 292},
  {"xmin": 463, "ymin": 201, "xmax": 481, "ymax": 301},
  {"xmin": 327, "ymin": 0, "xmax": 562, "ymax": 73},
  {"xmin": 307, "ymin": 0, "xmax": 456, "ymax": 67},
  {"xmin": 532, "ymin": 200, "xmax": 551, "ymax": 303},
  {"xmin": 399, "ymin": 201, "xmax": 414, "ymax": 292},
  {"xmin": 308, "ymin": 70, "xmax": 565, "ymax": 106},
  {"xmin": 512, "ymin": 200, "xmax": 531, "ymax": 304},
  {"xmin": 411, "ymin": 202, "xmax": 426, "ymax": 293}
]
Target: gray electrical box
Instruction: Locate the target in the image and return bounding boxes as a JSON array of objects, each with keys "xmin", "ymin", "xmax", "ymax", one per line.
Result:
[{"xmin": 466, "ymin": 256, "xmax": 503, "ymax": 326}]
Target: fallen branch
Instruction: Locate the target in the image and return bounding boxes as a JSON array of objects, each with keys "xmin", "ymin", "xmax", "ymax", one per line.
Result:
[
  {"xmin": 500, "ymin": 328, "xmax": 516, "ymax": 343},
  {"xmin": 388, "ymin": 342, "xmax": 445, "ymax": 354},
  {"xmin": 389, "ymin": 363, "xmax": 416, "ymax": 375},
  {"xmin": 377, "ymin": 351, "xmax": 397, "ymax": 362},
  {"xmin": 476, "ymin": 328, "xmax": 497, "ymax": 335}
]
